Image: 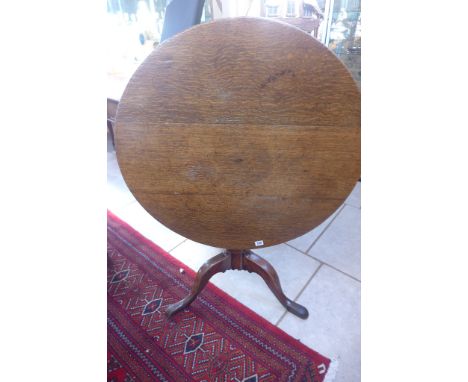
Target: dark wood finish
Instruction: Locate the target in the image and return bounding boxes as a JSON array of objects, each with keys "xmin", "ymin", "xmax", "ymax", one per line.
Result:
[
  {"xmin": 165, "ymin": 251, "xmax": 232, "ymax": 317},
  {"xmin": 116, "ymin": 17, "xmax": 360, "ymax": 250},
  {"xmin": 116, "ymin": 17, "xmax": 360, "ymax": 318},
  {"xmin": 165, "ymin": 249, "xmax": 309, "ymax": 319},
  {"xmin": 242, "ymin": 251, "xmax": 309, "ymax": 318}
]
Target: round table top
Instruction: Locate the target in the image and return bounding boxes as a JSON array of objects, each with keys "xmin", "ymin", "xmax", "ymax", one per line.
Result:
[{"xmin": 116, "ymin": 17, "xmax": 360, "ymax": 250}]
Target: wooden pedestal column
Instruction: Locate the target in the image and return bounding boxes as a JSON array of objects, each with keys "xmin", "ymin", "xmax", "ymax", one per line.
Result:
[{"xmin": 165, "ymin": 249, "xmax": 308, "ymax": 319}]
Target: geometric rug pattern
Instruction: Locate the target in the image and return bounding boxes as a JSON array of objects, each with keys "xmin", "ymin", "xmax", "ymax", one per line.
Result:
[{"xmin": 108, "ymin": 210, "xmax": 331, "ymax": 381}]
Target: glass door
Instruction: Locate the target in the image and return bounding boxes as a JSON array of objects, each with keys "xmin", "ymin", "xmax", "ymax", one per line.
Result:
[{"xmin": 321, "ymin": 0, "xmax": 361, "ymax": 84}]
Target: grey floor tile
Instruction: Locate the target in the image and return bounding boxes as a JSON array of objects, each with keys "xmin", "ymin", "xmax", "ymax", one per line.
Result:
[
  {"xmin": 107, "ymin": 151, "xmax": 137, "ymax": 211},
  {"xmin": 287, "ymin": 205, "xmax": 344, "ymax": 253},
  {"xmin": 308, "ymin": 205, "xmax": 360, "ymax": 280},
  {"xmin": 344, "ymin": 181, "xmax": 361, "ymax": 209},
  {"xmin": 110, "ymin": 201, "xmax": 186, "ymax": 253},
  {"xmin": 252, "ymin": 244, "xmax": 321, "ymax": 304},
  {"xmin": 107, "ymin": 149, "xmax": 185, "ymax": 252},
  {"xmin": 107, "ymin": 132, "xmax": 114, "ymax": 153},
  {"xmin": 107, "ymin": 151, "xmax": 122, "ymax": 181},
  {"xmin": 169, "ymin": 240, "xmax": 222, "ymax": 271},
  {"xmin": 107, "ymin": 178, "xmax": 136, "ymax": 210},
  {"xmin": 278, "ymin": 266, "xmax": 360, "ymax": 382},
  {"xmin": 211, "ymin": 271, "xmax": 287, "ymax": 324}
]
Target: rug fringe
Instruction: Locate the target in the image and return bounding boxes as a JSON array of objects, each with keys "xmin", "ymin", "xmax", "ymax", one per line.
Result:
[{"xmin": 323, "ymin": 358, "xmax": 339, "ymax": 382}]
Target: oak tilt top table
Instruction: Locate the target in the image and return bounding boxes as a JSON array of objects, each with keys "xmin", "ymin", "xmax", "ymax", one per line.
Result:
[{"xmin": 115, "ymin": 17, "xmax": 360, "ymax": 319}]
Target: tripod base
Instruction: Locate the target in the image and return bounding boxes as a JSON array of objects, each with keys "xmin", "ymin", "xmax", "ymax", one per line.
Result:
[{"xmin": 165, "ymin": 249, "xmax": 309, "ymax": 319}]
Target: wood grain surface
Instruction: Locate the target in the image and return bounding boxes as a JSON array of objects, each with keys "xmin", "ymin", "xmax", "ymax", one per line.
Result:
[{"xmin": 115, "ymin": 17, "xmax": 360, "ymax": 250}]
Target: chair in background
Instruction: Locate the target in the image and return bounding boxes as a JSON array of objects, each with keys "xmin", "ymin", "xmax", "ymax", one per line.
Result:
[{"xmin": 107, "ymin": 98, "xmax": 119, "ymax": 147}]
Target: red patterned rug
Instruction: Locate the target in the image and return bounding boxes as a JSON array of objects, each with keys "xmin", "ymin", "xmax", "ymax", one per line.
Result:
[{"xmin": 108, "ymin": 210, "xmax": 331, "ymax": 382}]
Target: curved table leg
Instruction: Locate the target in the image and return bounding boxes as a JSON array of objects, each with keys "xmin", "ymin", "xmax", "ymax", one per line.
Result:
[
  {"xmin": 244, "ymin": 251, "xmax": 309, "ymax": 319},
  {"xmin": 165, "ymin": 251, "xmax": 231, "ymax": 318}
]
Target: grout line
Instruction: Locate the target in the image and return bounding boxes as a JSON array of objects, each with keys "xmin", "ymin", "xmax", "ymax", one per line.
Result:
[
  {"xmin": 285, "ymin": 242, "xmax": 307, "ymax": 253},
  {"xmin": 275, "ymin": 263, "xmax": 324, "ymax": 327},
  {"xmin": 344, "ymin": 201, "xmax": 361, "ymax": 210},
  {"xmin": 292, "ymin": 263, "xmax": 324, "ymax": 301},
  {"xmin": 285, "ymin": 237, "xmax": 361, "ymax": 283},
  {"xmin": 344, "ymin": 181, "xmax": 361, "ymax": 209},
  {"xmin": 306, "ymin": 256, "xmax": 361, "ymax": 282},
  {"xmin": 274, "ymin": 308, "xmax": 288, "ymax": 327},
  {"xmin": 285, "ymin": 242, "xmax": 361, "ymax": 282},
  {"xmin": 304, "ymin": 204, "xmax": 346, "ymax": 254},
  {"xmin": 168, "ymin": 238, "xmax": 188, "ymax": 253}
]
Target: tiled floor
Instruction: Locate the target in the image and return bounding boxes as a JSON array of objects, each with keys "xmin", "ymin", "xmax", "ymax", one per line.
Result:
[{"xmin": 107, "ymin": 138, "xmax": 361, "ymax": 381}]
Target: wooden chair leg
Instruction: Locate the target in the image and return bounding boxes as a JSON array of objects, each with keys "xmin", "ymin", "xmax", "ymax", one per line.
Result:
[
  {"xmin": 165, "ymin": 251, "xmax": 231, "ymax": 317},
  {"xmin": 243, "ymin": 251, "xmax": 309, "ymax": 319},
  {"xmin": 107, "ymin": 120, "xmax": 115, "ymax": 148}
]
